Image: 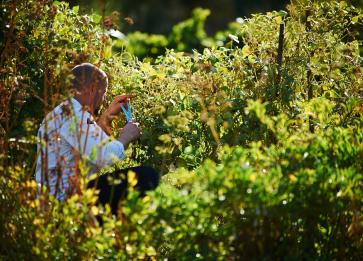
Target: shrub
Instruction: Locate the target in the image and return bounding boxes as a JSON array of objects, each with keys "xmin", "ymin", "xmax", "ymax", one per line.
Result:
[{"xmin": 0, "ymin": 0, "xmax": 362, "ymax": 259}]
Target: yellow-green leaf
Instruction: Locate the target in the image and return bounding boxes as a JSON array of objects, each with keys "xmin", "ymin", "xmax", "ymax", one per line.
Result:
[
  {"xmin": 352, "ymin": 16, "xmax": 359, "ymax": 24},
  {"xmin": 242, "ymin": 45, "xmax": 251, "ymax": 58},
  {"xmin": 275, "ymin": 16, "xmax": 282, "ymax": 25}
]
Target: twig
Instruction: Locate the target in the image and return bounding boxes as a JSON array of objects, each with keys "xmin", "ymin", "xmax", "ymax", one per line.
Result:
[
  {"xmin": 306, "ymin": 9, "xmax": 314, "ymax": 133},
  {"xmin": 276, "ymin": 23, "xmax": 285, "ymax": 86},
  {"xmin": 42, "ymin": 12, "xmax": 50, "ymax": 193}
]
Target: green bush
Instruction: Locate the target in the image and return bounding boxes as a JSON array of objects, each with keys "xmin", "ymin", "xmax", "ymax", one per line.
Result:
[
  {"xmin": 113, "ymin": 31, "xmax": 168, "ymax": 59},
  {"xmin": 113, "ymin": 7, "xmax": 240, "ymax": 59},
  {"xmin": 113, "ymin": 7, "xmax": 214, "ymax": 59},
  {"xmin": 167, "ymin": 7, "xmax": 213, "ymax": 52},
  {"xmin": 107, "ymin": 0, "xmax": 361, "ymax": 173},
  {"xmin": 119, "ymin": 115, "xmax": 363, "ymax": 259},
  {"xmin": 0, "ymin": 0, "xmax": 362, "ymax": 259}
]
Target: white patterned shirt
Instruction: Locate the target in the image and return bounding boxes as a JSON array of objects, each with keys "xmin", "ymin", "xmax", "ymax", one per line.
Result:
[{"xmin": 35, "ymin": 98, "xmax": 125, "ymax": 200}]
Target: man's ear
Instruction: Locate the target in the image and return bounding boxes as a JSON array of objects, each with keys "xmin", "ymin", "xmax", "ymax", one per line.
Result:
[
  {"xmin": 70, "ymin": 88, "xmax": 78, "ymax": 96},
  {"xmin": 81, "ymin": 85, "xmax": 93, "ymax": 95}
]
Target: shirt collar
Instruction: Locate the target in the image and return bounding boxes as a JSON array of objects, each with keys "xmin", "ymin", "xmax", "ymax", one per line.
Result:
[
  {"xmin": 69, "ymin": 97, "xmax": 96, "ymax": 123},
  {"xmin": 69, "ymin": 97, "xmax": 83, "ymax": 113}
]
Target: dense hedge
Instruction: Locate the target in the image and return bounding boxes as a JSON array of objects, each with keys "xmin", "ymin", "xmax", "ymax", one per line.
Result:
[{"xmin": 0, "ymin": 0, "xmax": 362, "ymax": 259}]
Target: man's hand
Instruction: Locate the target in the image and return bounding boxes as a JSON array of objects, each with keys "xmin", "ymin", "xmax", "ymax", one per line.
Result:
[
  {"xmin": 97, "ymin": 94, "xmax": 133, "ymax": 135},
  {"xmin": 105, "ymin": 94, "xmax": 133, "ymax": 116},
  {"xmin": 118, "ymin": 121, "xmax": 141, "ymax": 149}
]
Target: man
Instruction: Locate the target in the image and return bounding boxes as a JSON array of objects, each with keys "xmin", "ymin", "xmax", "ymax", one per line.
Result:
[{"xmin": 35, "ymin": 63, "xmax": 159, "ymax": 213}]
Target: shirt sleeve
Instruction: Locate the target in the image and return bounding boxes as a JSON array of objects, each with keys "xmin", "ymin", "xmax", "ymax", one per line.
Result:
[{"xmin": 60, "ymin": 112, "xmax": 125, "ymax": 168}]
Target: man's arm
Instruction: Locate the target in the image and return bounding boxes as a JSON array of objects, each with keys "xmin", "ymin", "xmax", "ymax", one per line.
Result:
[
  {"xmin": 60, "ymin": 113, "xmax": 125, "ymax": 167},
  {"xmin": 97, "ymin": 113, "xmax": 113, "ymax": 135},
  {"xmin": 60, "ymin": 111, "xmax": 140, "ymax": 167},
  {"xmin": 117, "ymin": 121, "xmax": 141, "ymax": 150}
]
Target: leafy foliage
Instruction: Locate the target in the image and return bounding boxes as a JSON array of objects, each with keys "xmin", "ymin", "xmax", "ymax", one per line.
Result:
[
  {"xmin": 113, "ymin": 7, "xmax": 214, "ymax": 58},
  {"xmin": 0, "ymin": 0, "xmax": 362, "ymax": 259}
]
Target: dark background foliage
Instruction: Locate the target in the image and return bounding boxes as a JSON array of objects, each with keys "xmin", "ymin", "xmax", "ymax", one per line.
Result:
[
  {"xmin": 66, "ymin": 0, "xmax": 362, "ymax": 35},
  {"xmin": 67, "ymin": 0, "xmax": 290, "ymax": 34}
]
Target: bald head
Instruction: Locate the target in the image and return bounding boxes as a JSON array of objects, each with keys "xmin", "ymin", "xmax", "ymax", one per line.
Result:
[
  {"xmin": 71, "ymin": 63, "xmax": 109, "ymax": 114},
  {"xmin": 71, "ymin": 63, "xmax": 107, "ymax": 91}
]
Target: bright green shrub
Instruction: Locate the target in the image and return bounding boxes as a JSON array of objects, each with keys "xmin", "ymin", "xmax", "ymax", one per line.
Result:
[
  {"xmin": 113, "ymin": 31, "xmax": 168, "ymax": 58},
  {"xmin": 110, "ymin": 108, "xmax": 363, "ymax": 259},
  {"xmin": 107, "ymin": 0, "xmax": 361, "ymax": 173},
  {"xmin": 168, "ymin": 7, "xmax": 213, "ymax": 52},
  {"xmin": 113, "ymin": 7, "xmax": 214, "ymax": 59},
  {"xmin": 114, "ymin": 7, "xmax": 241, "ymax": 59},
  {"xmin": 3, "ymin": 108, "xmax": 361, "ymax": 259}
]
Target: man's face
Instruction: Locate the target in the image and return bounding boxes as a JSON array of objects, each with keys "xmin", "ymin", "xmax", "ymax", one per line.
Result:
[
  {"xmin": 94, "ymin": 78, "xmax": 108, "ymax": 114},
  {"xmin": 87, "ymin": 77, "xmax": 108, "ymax": 115}
]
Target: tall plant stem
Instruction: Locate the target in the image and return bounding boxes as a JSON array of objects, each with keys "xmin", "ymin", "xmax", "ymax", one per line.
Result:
[
  {"xmin": 276, "ymin": 22, "xmax": 285, "ymax": 87},
  {"xmin": 306, "ymin": 9, "xmax": 314, "ymax": 133}
]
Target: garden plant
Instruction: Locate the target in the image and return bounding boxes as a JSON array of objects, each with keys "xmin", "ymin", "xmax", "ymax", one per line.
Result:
[{"xmin": 0, "ymin": 0, "xmax": 362, "ymax": 259}]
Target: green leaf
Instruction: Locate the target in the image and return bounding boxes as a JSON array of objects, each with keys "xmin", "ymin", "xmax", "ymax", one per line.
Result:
[
  {"xmin": 352, "ymin": 16, "xmax": 359, "ymax": 24},
  {"xmin": 274, "ymin": 16, "xmax": 282, "ymax": 25},
  {"xmin": 72, "ymin": 6, "xmax": 79, "ymax": 14},
  {"xmin": 242, "ymin": 45, "xmax": 251, "ymax": 58},
  {"xmin": 90, "ymin": 13, "xmax": 102, "ymax": 24},
  {"xmin": 339, "ymin": 1, "xmax": 347, "ymax": 9},
  {"xmin": 278, "ymin": 10, "xmax": 288, "ymax": 17}
]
